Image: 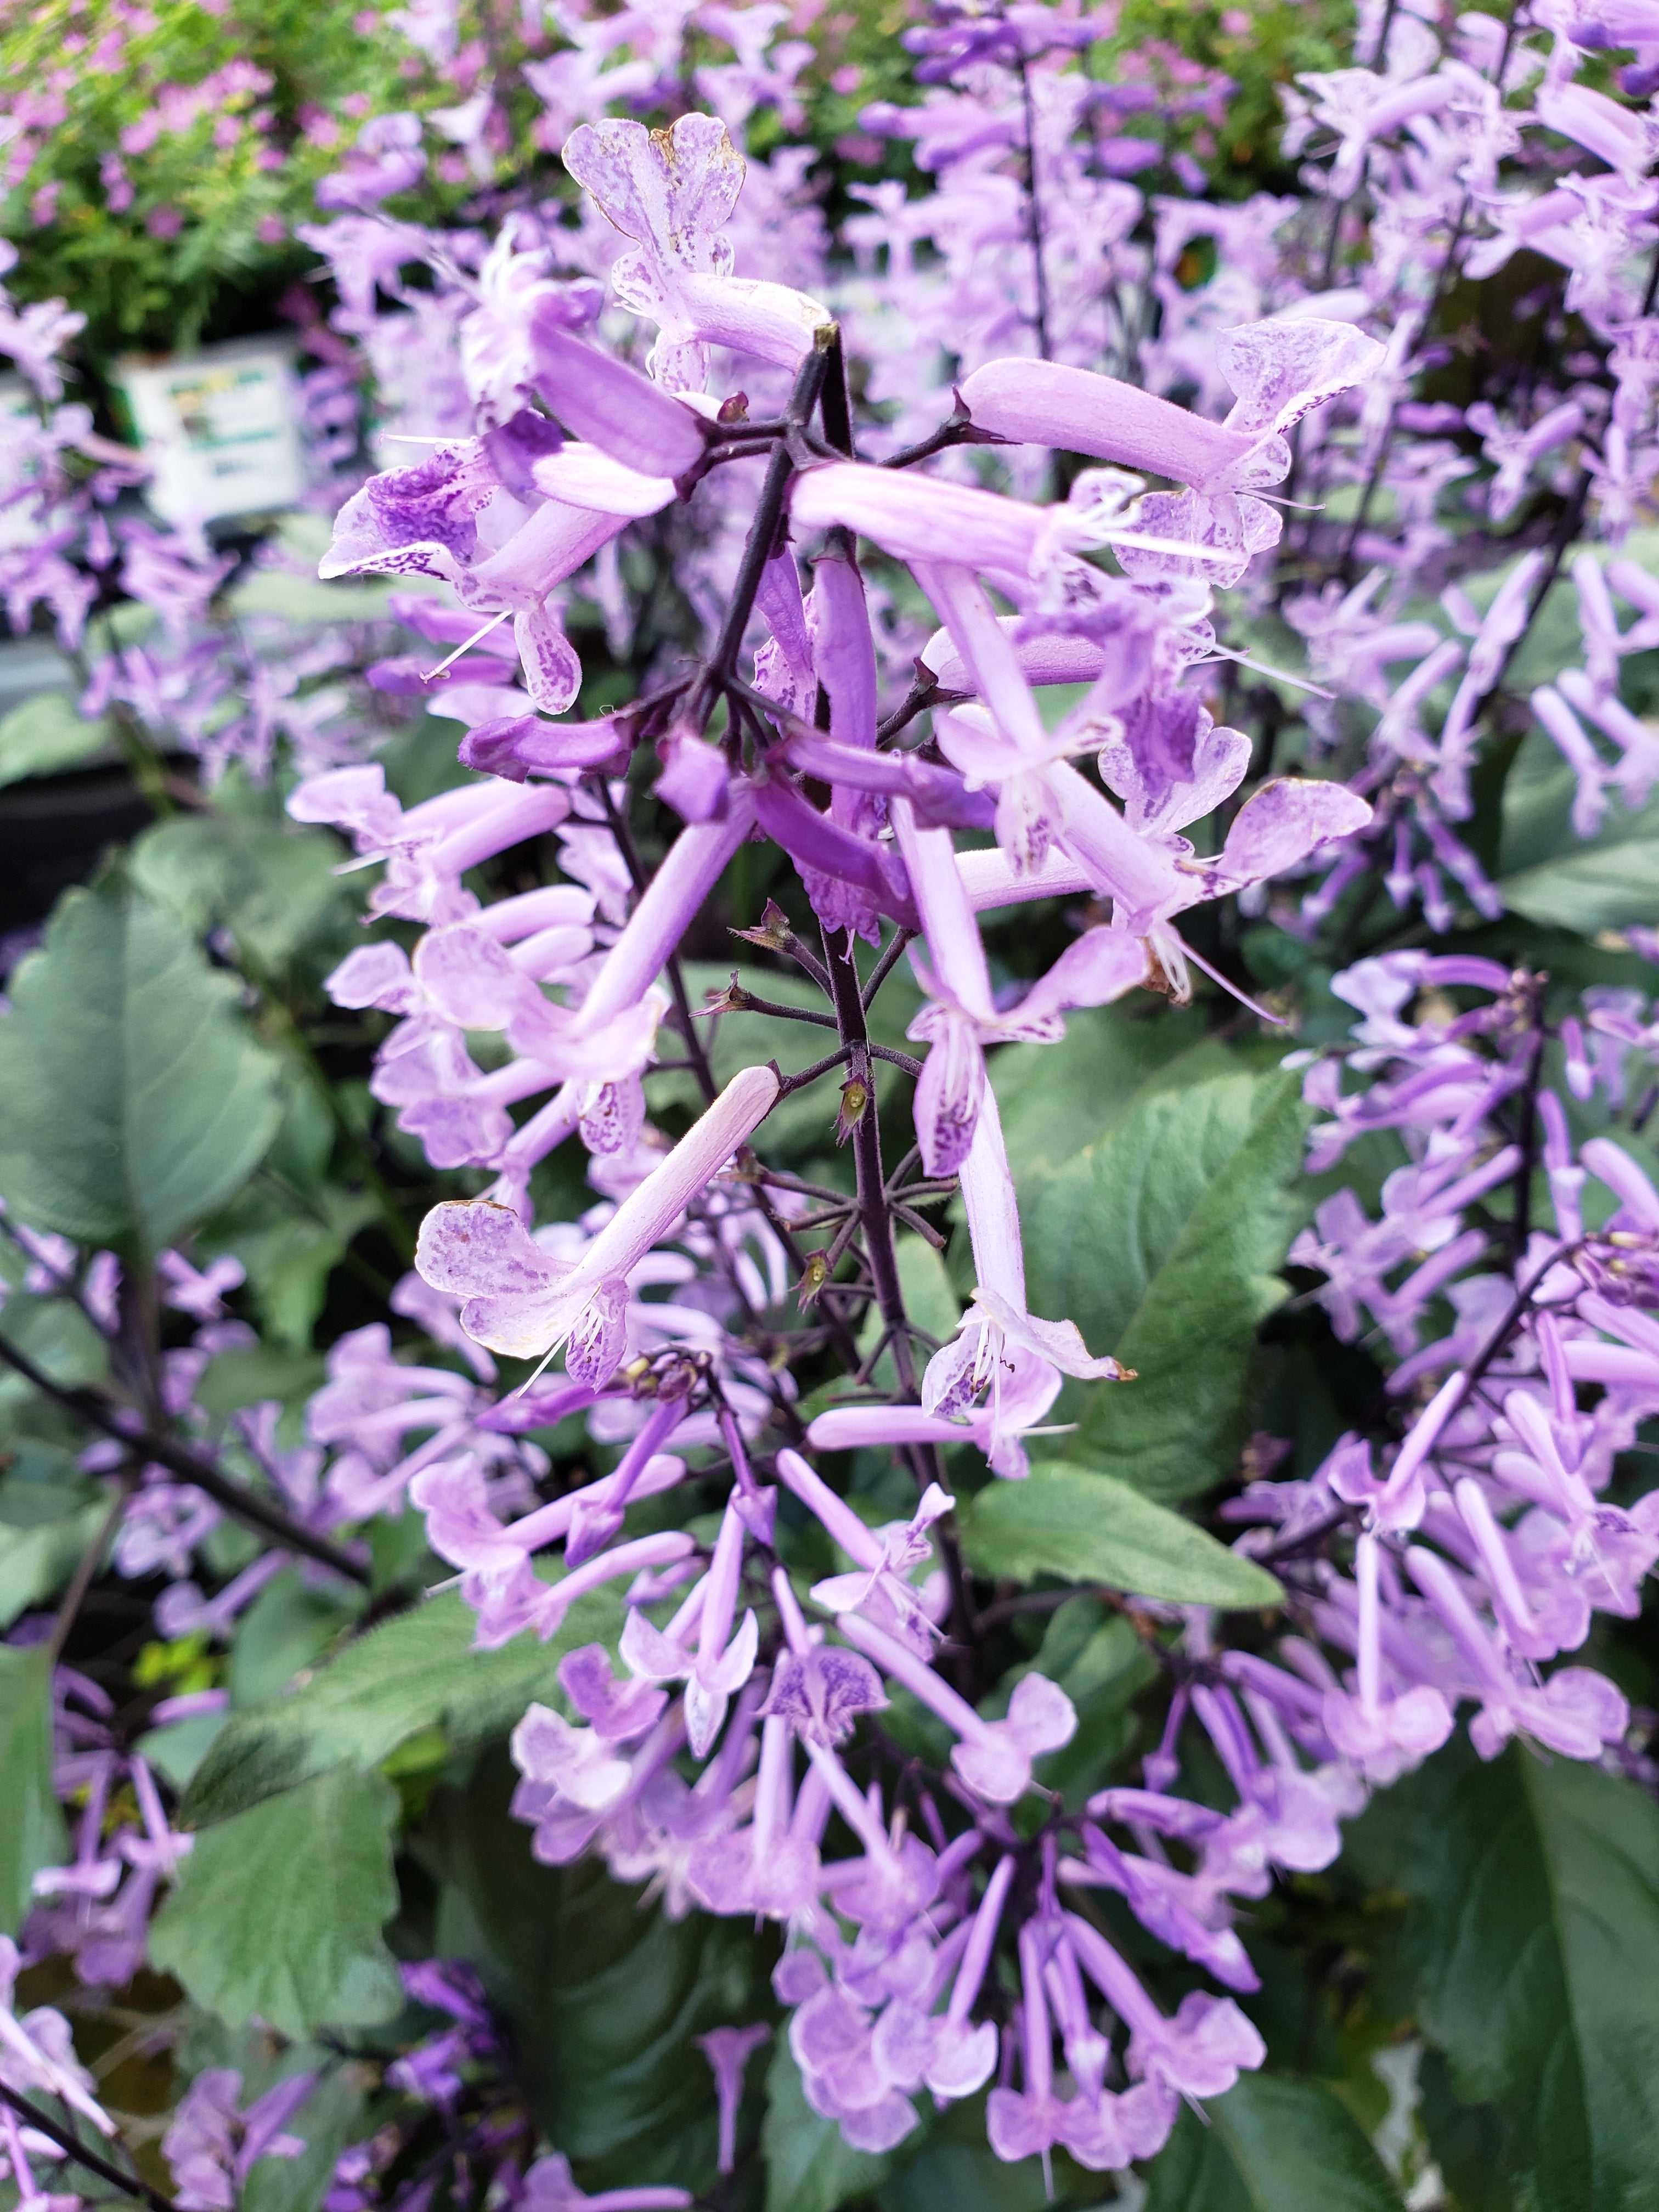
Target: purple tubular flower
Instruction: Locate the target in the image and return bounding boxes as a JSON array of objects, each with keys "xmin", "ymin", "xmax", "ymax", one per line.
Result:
[
  {"xmin": 656, "ymin": 726, "xmax": 733, "ymax": 822},
  {"xmin": 528, "ymin": 310, "xmax": 708, "ymax": 478},
  {"xmin": 1405, "ymin": 1545, "xmax": 1630, "ymax": 1760},
  {"xmin": 412, "ymin": 1448, "xmax": 684, "ymax": 1576},
  {"xmin": 778, "ymin": 733, "xmax": 995, "ymax": 831},
  {"xmin": 1, "ymin": 1937, "xmax": 114, "ymax": 2134},
  {"xmin": 751, "ymin": 772, "xmax": 921, "ymax": 932},
  {"xmin": 622, "ymin": 1492, "xmax": 759, "ymax": 1754},
  {"xmin": 529, "ymin": 447, "xmax": 680, "ymax": 518},
  {"xmin": 1319, "ymin": 1531, "xmax": 1453, "ymax": 1780},
  {"xmin": 522, "ymin": 2151, "xmax": 691, "ymax": 2212},
  {"xmin": 1064, "ymin": 1829, "xmax": 1258, "ymax": 1990},
  {"xmin": 559, "ymin": 112, "xmax": 831, "ymax": 383},
  {"xmin": 414, "ymin": 1064, "xmax": 780, "ymax": 1372},
  {"xmin": 760, "ymin": 1646, "xmax": 888, "ymax": 1747},
  {"xmin": 983, "ymin": 1921, "xmax": 1071, "ymax": 2172},
  {"xmin": 791, "ymin": 464, "xmax": 1045, "ymax": 577},
  {"xmin": 833, "ymin": 1613, "xmax": 1075, "ymax": 1803},
  {"xmin": 162, "ymin": 2068, "xmax": 315, "ymax": 2212},
  {"xmin": 773, "ymin": 1448, "xmax": 890, "ymax": 1571},
  {"xmin": 959, "ymin": 357, "xmax": 1261, "ymax": 489},
  {"xmin": 929, "ymin": 1853, "xmax": 1012, "ymax": 2093},
  {"xmin": 459, "ymin": 715, "xmax": 633, "ymax": 780},
  {"xmin": 811, "ymin": 548, "xmax": 878, "ymax": 752},
  {"xmin": 671, "ymin": 271, "xmax": 837, "ymax": 368},
  {"xmin": 922, "ymin": 624, "xmax": 1109, "ymax": 693},
  {"xmin": 696, "ymin": 2025, "xmax": 771, "ymax": 2174},
  {"xmin": 963, "ymin": 321, "xmax": 1381, "ymax": 512},
  {"xmin": 956, "ymin": 846, "xmax": 1097, "ymax": 910},
  {"xmin": 1063, "ymin": 1913, "xmax": 1265, "ymax": 2099},
  {"xmin": 575, "ymin": 797, "xmax": 757, "ymax": 1034}
]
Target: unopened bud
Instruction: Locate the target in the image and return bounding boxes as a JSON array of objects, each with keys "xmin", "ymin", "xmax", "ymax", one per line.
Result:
[
  {"xmin": 835, "ymin": 1075, "xmax": 869, "ymax": 1146},
  {"xmin": 732, "ymin": 899, "xmax": 793, "ymax": 953},
  {"xmin": 700, "ymin": 969, "xmax": 752, "ymax": 1017}
]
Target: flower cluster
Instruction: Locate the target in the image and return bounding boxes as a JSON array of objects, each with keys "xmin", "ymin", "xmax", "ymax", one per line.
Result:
[{"xmin": 5, "ymin": 0, "xmax": 1659, "ymax": 2206}]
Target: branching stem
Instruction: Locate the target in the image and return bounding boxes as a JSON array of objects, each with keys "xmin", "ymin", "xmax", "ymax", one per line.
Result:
[{"xmin": 0, "ymin": 1331, "xmax": 369, "ymax": 1583}]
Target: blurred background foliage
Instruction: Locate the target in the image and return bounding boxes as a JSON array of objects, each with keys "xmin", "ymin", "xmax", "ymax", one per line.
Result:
[{"xmin": 1, "ymin": 0, "xmax": 1355, "ymax": 362}]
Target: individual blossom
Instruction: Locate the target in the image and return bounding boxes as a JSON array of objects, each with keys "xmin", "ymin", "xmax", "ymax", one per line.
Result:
[
  {"xmin": 562, "ymin": 114, "xmax": 832, "ymax": 391},
  {"xmin": 414, "ymin": 1065, "xmax": 780, "ymax": 1380}
]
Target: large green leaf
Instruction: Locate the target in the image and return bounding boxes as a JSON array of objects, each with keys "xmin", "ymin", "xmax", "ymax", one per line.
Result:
[
  {"xmin": 0, "ymin": 877, "xmax": 282, "ymax": 1252},
  {"xmin": 1499, "ymin": 724, "xmax": 1659, "ymax": 935},
  {"xmin": 0, "ymin": 690, "xmax": 113, "ymax": 787},
  {"xmin": 989, "ymin": 1002, "xmax": 1217, "ymax": 1175},
  {"xmin": 0, "ymin": 1292, "xmax": 111, "ymax": 1400},
  {"xmin": 1351, "ymin": 1740, "xmax": 1659, "ymax": 2212},
  {"xmin": 875, "ymin": 2104, "xmax": 1050, "ymax": 2212},
  {"xmin": 1018, "ymin": 1072, "xmax": 1307, "ymax": 1500},
  {"xmin": 183, "ymin": 1587, "xmax": 624, "ymax": 1824},
  {"xmin": 150, "ymin": 1767, "xmax": 403, "ymax": 2038},
  {"xmin": 0, "ymin": 1643, "xmax": 67, "ymax": 1933},
  {"xmin": 226, "ymin": 1566, "xmax": 363, "ymax": 1710},
  {"xmin": 0, "ymin": 1485, "xmax": 108, "ymax": 1630},
  {"xmin": 1146, "ymin": 2074, "xmax": 1403, "ymax": 2212},
  {"xmin": 427, "ymin": 1753, "xmax": 761, "ymax": 2191},
  {"xmin": 131, "ymin": 810, "xmax": 358, "ymax": 974},
  {"xmin": 763, "ymin": 2038, "xmax": 891, "ymax": 2212},
  {"xmin": 958, "ymin": 1464, "xmax": 1282, "ymax": 1608},
  {"xmin": 200, "ymin": 1182, "xmax": 377, "ymax": 1348}
]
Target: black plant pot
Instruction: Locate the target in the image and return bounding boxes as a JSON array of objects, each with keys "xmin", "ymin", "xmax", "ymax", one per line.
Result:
[{"xmin": 0, "ymin": 761, "xmax": 156, "ymax": 936}]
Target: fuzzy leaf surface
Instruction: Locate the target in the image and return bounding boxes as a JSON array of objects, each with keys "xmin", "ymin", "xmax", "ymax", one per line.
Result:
[
  {"xmin": 958, "ymin": 1464, "xmax": 1281, "ymax": 1607},
  {"xmin": 1146, "ymin": 2073, "xmax": 1403, "ymax": 2212},
  {"xmin": 0, "ymin": 877, "xmax": 281, "ymax": 1251},
  {"xmin": 183, "ymin": 1587, "xmax": 624, "ymax": 1824},
  {"xmin": 1017, "ymin": 1071, "xmax": 1307, "ymax": 1499},
  {"xmin": 150, "ymin": 1767, "xmax": 403, "ymax": 2038}
]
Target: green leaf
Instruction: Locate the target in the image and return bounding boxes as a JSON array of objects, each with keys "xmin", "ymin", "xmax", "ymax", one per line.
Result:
[
  {"xmin": 1350, "ymin": 1739, "xmax": 1659, "ymax": 2212},
  {"xmin": 990, "ymin": 1001, "xmax": 1221, "ymax": 1175},
  {"xmin": 0, "ymin": 1489, "xmax": 107, "ymax": 1630},
  {"xmin": 876, "ymin": 2103, "xmax": 1048, "ymax": 2212},
  {"xmin": 183, "ymin": 1587, "xmax": 624, "ymax": 1824},
  {"xmin": 0, "ymin": 690, "xmax": 114, "ymax": 787},
  {"xmin": 959, "ymin": 1465, "xmax": 1281, "ymax": 1607},
  {"xmin": 0, "ymin": 1643, "xmax": 67, "ymax": 1932},
  {"xmin": 227, "ymin": 1566, "xmax": 362, "ymax": 1709},
  {"xmin": 1499, "ymin": 724, "xmax": 1659, "ymax": 935},
  {"xmin": 1146, "ymin": 2073, "xmax": 1404, "ymax": 2212},
  {"xmin": 194, "ymin": 1345, "xmax": 328, "ymax": 1421},
  {"xmin": 763, "ymin": 2036, "xmax": 891, "ymax": 2212},
  {"xmin": 150, "ymin": 1767, "xmax": 403, "ymax": 2038},
  {"xmin": 1019, "ymin": 1073, "xmax": 1307, "ymax": 1500},
  {"xmin": 138, "ymin": 1711, "xmax": 229, "ymax": 1792},
  {"xmin": 427, "ymin": 1753, "xmax": 761, "ymax": 2188},
  {"xmin": 131, "ymin": 810, "xmax": 357, "ymax": 974},
  {"xmin": 0, "ymin": 1295, "xmax": 112, "ymax": 1403},
  {"xmin": 0, "ymin": 877, "xmax": 283, "ymax": 1253},
  {"xmin": 201, "ymin": 1183, "xmax": 377, "ymax": 1348}
]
